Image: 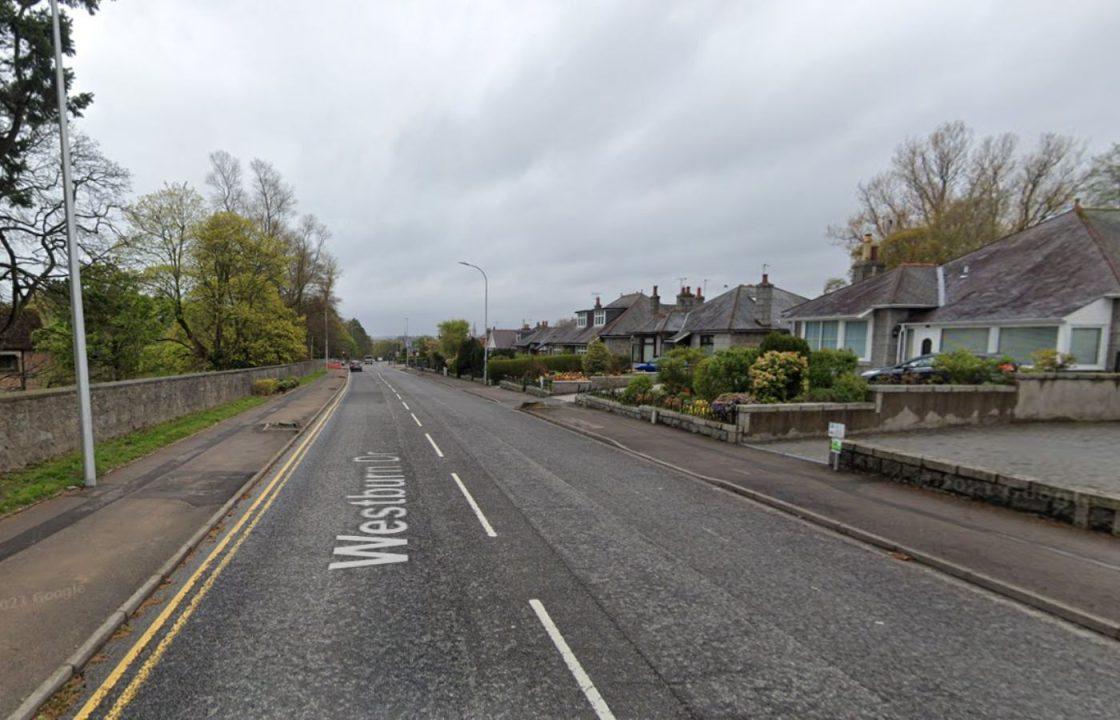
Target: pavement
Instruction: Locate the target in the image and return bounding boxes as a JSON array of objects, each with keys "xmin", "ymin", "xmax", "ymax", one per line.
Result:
[
  {"xmin": 0, "ymin": 371, "xmax": 345, "ymax": 718},
  {"xmin": 762, "ymin": 422, "xmax": 1120, "ymax": 496},
  {"xmin": 53, "ymin": 363, "xmax": 1120, "ymax": 719}
]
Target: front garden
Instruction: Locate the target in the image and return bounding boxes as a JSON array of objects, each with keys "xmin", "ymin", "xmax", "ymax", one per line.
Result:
[{"xmin": 595, "ymin": 333, "xmax": 1022, "ymax": 424}]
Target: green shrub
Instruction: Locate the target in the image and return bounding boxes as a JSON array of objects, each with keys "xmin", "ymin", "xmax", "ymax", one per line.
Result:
[
  {"xmin": 693, "ymin": 346, "xmax": 759, "ymax": 400},
  {"xmin": 620, "ymin": 374, "xmax": 653, "ymax": 404},
  {"xmin": 758, "ymin": 332, "xmax": 810, "ymax": 358},
  {"xmin": 277, "ymin": 376, "xmax": 300, "ymax": 391},
  {"xmin": 657, "ymin": 347, "xmax": 704, "ymax": 394},
  {"xmin": 808, "ymin": 349, "xmax": 858, "ymax": 389},
  {"xmin": 749, "ymin": 351, "xmax": 809, "ymax": 403},
  {"xmin": 1029, "ymin": 348, "xmax": 1075, "ymax": 372},
  {"xmin": 831, "ymin": 372, "xmax": 870, "ymax": 402},
  {"xmin": 933, "ymin": 349, "xmax": 987, "ymax": 384},
  {"xmin": 251, "ymin": 378, "xmax": 279, "ymax": 396},
  {"xmin": 582, "ymin": 339, "xmax": 612, "ymax": 375},
  {"xmin": 610, "ymin": 353, "xmax": 631, "ymax": 374}
]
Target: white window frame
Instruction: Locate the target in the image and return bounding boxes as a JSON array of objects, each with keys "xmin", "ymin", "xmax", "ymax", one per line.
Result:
[
  {"xmin": 800, "ymin": 318, "xmax": 872, "ymax": 362},
  {"xmin": 593, "ymin": 309, "xmax": 606, "ymax": 327},
  {"xmin": 1067, "ymin": 324, "xmax": 1108, "ymax": 370},
  {"xmin": 576, "ymin": 313, "xmax": 588, "ymax": 329}
]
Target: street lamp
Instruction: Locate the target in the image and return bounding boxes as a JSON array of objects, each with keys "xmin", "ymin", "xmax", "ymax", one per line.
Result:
[
  {"xmin": 50, "ymin": 0, "xmax": 96, "ymax": 487},
  {"xmin": 458, "ymin": 261, "xmax": 488, "ymax": 384}
]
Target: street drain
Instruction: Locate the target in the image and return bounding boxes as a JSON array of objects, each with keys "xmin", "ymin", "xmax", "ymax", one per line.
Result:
[{"xmin": 260, "ymin": 421, "xmax": 300, "ymax": 431}]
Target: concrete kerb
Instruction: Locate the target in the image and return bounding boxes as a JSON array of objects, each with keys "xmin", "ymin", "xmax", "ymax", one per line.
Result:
[
  {"xmin": 525, "ymin": 409, "xmax": 1120, "ymax": 643},
  {"xmin": 7, "ymin": 374, "xmax": 348, "ymax": 720}
]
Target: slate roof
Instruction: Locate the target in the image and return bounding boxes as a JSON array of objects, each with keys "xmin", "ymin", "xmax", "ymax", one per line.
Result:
[
  {"xmin": 487, "ymin": 329, "xmax": 519, "ymax": 349},
  {"xmin": 784, "ymin": 208, "xmax": 1120, "ymax": 323},
  {"xmin": 670, "ymin": 284, "xmax": 808, "ymax": 341},
  {"xmin": 784, "ymin": 265, "xmax": 938, "ymax": 319}
]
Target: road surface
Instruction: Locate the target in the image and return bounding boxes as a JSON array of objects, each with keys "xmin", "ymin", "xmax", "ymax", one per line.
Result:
[{"xmin": 68, "ymin": 364, "xmax": 1120, "ymax": 719}]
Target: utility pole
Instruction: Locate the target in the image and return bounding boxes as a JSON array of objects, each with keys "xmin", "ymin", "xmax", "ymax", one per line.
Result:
[
  {"xmin": 50, "ymin": 0, "xmax": 96, "ymax": 487},
  {"xmin": 403, "ymin": 317, "xmax": 408, "ymax": 366},
  {"xmin": 458, "ymin": 262, "xmax": 489, "ymax": 384}
]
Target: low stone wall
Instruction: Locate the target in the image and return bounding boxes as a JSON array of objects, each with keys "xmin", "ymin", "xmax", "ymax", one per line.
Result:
[
  {"xmin": 738, "ymin": 385, "xmax": 1018, "ymax": 442},
  {"xmin": 574, "ymin": 395, "xmax": 737, "ymax": 442},
  {"xmin": 1015, "ymin": 373, "xmax": 1120, "ymax": 421},
  {"xmin": 0, "ymin": 360, "xmax": 318, "ymax": 472},
  {"xmin": 736, "ymin": 402, "xmax": 878, "ymax": 442},
  {"xmin": 589, "ymin": 374, "xmax": 652, "ymax": 390},
  {"xmin": 839, "ymin": 440, "xmax": 1120, "ymax": 535}
]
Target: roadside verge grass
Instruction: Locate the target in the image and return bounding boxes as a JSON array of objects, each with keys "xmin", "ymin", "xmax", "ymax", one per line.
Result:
[{"xmin": 0, "ymin": 370, "xmax": 328, "ymax": 516}]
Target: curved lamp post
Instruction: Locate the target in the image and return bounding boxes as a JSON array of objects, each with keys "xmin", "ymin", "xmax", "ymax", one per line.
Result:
[{"xmin": 458, "ymin": 261, "xmax": 489, "ymax": 384}]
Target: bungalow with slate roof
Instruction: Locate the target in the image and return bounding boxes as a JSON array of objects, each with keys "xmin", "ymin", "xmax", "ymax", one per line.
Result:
[{"xmin": 784, "ymin": 206, "xmax": 1120, "ymax": 370}]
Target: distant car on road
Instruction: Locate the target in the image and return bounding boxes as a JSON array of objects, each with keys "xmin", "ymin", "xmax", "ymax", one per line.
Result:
[
  {"xmin": 363, "ymin": 356, "xmax": 373, "ymax": 364},
  {"xmin": 349, "ymin": 360, "xmax": 363, "ymax": 372}
]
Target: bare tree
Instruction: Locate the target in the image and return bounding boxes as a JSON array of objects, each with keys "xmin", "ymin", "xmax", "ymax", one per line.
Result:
[
  {"xmin": 1084, "ymin": 143, "xmax": 1120, "ymax": 207},
  {"xmin": 122, "ymin": 182, "xmax": 208, "ymax": 355},
  {"xmin": 248, "ymin": 158, "xmax": 296, "ymax": 237},
  {"xmin": 0, "ymin": 133, "xmax": 129, "ymax": 336},
  {"xmin": 205, "ymin": 150, "xmax": 246, "ymax": 213},
  {"xmin": 283, "ymin": 213, "xmax": 329, "ymax": 314},
  {"xmin": 830, "ymin": 121, "xmax": 1086, "ymax": 268}
]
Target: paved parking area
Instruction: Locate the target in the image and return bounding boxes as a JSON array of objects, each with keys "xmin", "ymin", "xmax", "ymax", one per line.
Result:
[{"xmin": 758, "ymin": 422, "xmax": 1120, "ymax": 496}]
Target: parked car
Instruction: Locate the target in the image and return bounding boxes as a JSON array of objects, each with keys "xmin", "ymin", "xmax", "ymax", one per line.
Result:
[
  {"xmin": 633, "ymin": 362, "xmax": 657, "ymax": 372},
  {"xmin": 363, "ymin": 356, "xmax": 373, "ymax": 364},
  {"xmin": 349, "ymin": 360, "xmax": 363, "ymax": 372},
  {"xmin": 860, "ymin": 354, "xmax": 946, "ymax": 383}
]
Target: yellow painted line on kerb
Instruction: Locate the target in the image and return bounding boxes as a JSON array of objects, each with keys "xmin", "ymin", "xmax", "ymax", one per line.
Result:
[{"xmin": 74, "ymin": 378, "xmax": 348, "ymax": 720}]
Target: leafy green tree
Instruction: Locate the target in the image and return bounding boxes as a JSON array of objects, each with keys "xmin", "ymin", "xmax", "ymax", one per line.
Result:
[
  {"xmin": 346, "ymin": 318, "xmax": 373, "ymax": 357},
  {"xmin": 33, "ymin": 263, "xmax": 166, "ymax": 384},
  {"xmin": 183, "ymin": 212, "xmax": 306, "ymax": 368},
  {"xmin": 582, "ymin": 338, "xmax": 612, "ymax": 375},
  {"xmin": 438, "ymin": 319, "xmax": 470, "ymax": 362}
]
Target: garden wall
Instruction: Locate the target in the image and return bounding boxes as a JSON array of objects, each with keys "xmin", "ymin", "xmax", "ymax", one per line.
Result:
[
  {"xmin": 839, "ymin": 440, "xmax": 1120, "ymax": 535},
  {"xmin": 575, "ymin": 395, "xmax": 738, "ymax": 442},
  {"xmin": 736, "ymin": 385, "xmax": 1016, "ymax": 442},
  {"xmin": 1014, "ymin": 373, "xmax": 1120, "ymax": 421},
  {"xmin": 0, "ymin": 360, "xmax": 319, "ymax": 472}
]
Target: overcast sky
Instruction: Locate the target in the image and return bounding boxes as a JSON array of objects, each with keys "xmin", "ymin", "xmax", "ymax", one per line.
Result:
[{"xmin": 71, "ymin": 0, "xmax": 1120, "ymax": 337}]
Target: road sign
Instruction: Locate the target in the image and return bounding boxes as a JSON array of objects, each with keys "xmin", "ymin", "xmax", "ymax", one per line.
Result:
[
  {"xmin": 828, "ymin": 422, "xmax": 846, "ymax": 439},
  {"xmin": 830, "ymin": 438, "xmax": 843, "ymax": 453}
]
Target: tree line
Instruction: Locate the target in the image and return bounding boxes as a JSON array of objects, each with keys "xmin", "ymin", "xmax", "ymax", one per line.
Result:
[
  {"xmin": 0, "ymin": 2, "xmax": 374, "ymax": 385},
  {"xmin": 826, "ymin": 122, "xmax": 1120, "ymax": 290}
]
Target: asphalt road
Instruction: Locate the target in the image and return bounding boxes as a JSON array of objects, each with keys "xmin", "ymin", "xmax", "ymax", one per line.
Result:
[{"xmin": 67, "ymin": 364, "xmax": 1120, "ymax": 719}]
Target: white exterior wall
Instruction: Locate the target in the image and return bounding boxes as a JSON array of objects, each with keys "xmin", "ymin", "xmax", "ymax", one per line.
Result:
[{"xmin": 899, "ymin": 298, "xmax": 1115, "ymax": 369}]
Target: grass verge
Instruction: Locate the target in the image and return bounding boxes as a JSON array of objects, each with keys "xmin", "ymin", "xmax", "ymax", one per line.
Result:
[{"xmin": 0, "ymin": 371, "xmax": 327, "ymax": 516}]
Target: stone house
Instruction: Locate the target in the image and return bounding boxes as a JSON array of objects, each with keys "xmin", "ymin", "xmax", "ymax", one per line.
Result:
[
  {"xmin": 784, "ymin": 206, "xmax": 1120, "ymax": 370},
  {"xmin": 0, "ymin": 309, "xmax": 49, "ymax": 391}
]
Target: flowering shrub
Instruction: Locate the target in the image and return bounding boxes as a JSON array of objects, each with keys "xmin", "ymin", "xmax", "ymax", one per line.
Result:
[
  {"xmin": 687, "ymin": 399, "xmax": 712, "ymax": 419},
  {"xmin": 620, "ymin": 374, "xmax": 653, "ymax": 404},
  {"xmin": 1029, "ymin": 348, "xmax": 1075, "ymax": 372},
  {"xmin": 749, "ymin": 351, "xmax": 809, "ymax": 403},
  {"xmin": 552, "ymin": 371, "xmax": 588, "ymax": 381}
]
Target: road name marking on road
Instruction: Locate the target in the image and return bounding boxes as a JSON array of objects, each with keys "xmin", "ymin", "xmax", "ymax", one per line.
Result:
[
  {"xmin": 75, "ymin": 372, "xmax": 351, "ymax": 720},
  {"xmin": 529, "ymin": 599, "xmax": 616, "ymax": 720},
  {"xmin": 401, "ymin": 401, "xmax": 410, "ymax": 410},
  {"xmin": 425, "ymin": 433, "xmax": 444, "ymax": 458},
  {"xmin": 411, "ymin": 412, "xmax": 423, "ymax": 427},
  {"xmin": 450, "ymin": 472, "xmax": 497, "ymax": 537},
  {"xmin": 330, "ymin": 452, "xmax": 410, "ymax": 569}
]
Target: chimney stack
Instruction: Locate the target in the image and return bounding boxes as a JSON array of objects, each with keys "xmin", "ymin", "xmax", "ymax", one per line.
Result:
[
  {"xmin": 676, "ymin": 285, "xmax": 695, "ymax": 310},
  {"xmin": 651, "ymin": 285, "xmax": 661, "ymax": 314},
  {"xmin": 852, "ymin": 233, "xmax": 885, "ymax": 283},
  {"xmin": 756, "ymin": 272, "xmax": 773, "ymax": 327},
  {"xmin": 695, "ymin": 287, "xmax": 704, "ymax": 304}
]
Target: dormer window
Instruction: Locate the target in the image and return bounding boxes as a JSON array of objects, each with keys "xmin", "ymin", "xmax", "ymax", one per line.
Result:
[
  {"xmin": 577, "ymin": 313, "xmax": 588, "ymax": 328},
  {"xmin": 593, "ymin": 309, "xmax": 606, "ymax": 326}
]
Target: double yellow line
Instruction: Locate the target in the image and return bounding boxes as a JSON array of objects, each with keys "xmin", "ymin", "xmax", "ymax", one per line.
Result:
[{"xmin": 75, "ymin": 377, "xmax": 349, "ymax": 720}]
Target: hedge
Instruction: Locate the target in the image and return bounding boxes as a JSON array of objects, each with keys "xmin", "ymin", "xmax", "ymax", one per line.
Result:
[{"xmin": 487, "ymin": 354, "xmax": 583, "ymax": 383}]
